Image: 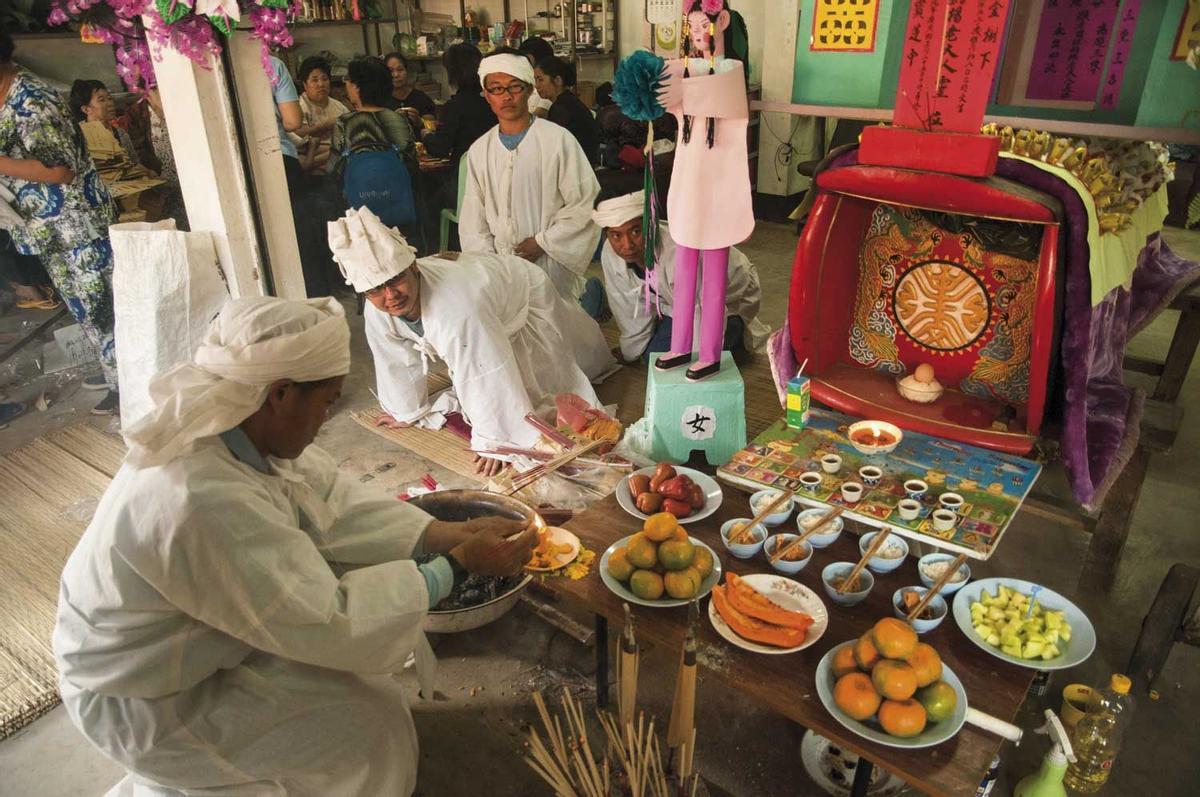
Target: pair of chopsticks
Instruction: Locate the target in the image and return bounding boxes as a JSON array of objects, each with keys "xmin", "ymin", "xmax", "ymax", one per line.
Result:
[
  {"xmin": 506, "ymin": 438, "xmax": 609, "ymax": 495},
  {"xmin": 836, "ymin": 527, "xmax": 893, "ymax": 594},
  {"xmin": 905, "ymin": 553, "xmax": 969, "ymax": 622},
  {"xmin": 731, "ymin": 489, "xmax": 795, "ymax": 544},
  {"xmin": 770, "ymin": 506, "xmax": 845, "ymax": 564}
]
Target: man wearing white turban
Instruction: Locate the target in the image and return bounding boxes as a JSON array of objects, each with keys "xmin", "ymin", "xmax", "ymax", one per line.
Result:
[
  {"xmin": 459, "ymin": 48, "xmax": 602, "ymax": 305},
  {"xmin": 593, "ymin": 190, "xmax": 767, "ymax": 363},
  {"xmin": 330, "ymin": 207, "xmax": 617, "ymax": 477},
  {"xmin": 53, "ymin": 296, "xmax": 537, "ymax": 796}
]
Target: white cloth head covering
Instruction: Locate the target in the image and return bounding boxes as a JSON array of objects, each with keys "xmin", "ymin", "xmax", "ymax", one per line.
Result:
[
  {"xmin": 328, "ymin": 207, "xmax": 418, "ymax": 292},
  {"xmin": 592, "ymin": 191, "xmax": 644, "ymax": 228},
  {"xmin": 122, "ymin": 296, "xmax": 351, "ymax": 467},
  {"xmin": 478, "ymin": 53, "xmax": 535, "ymax": 87}
]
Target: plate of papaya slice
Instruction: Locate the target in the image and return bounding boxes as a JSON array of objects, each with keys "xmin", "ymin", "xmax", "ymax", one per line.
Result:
[{"xmin": 708, "ymin": 572, "xmax": 828, "ymax": 654}]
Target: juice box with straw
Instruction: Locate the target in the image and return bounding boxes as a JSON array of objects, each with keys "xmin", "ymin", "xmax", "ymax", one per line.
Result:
[{"xmin": 786, "ymin": 375, "xmax": 810, "ymax": 429}]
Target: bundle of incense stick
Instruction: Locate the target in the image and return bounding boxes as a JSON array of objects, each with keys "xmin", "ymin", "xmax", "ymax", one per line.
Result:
[
  {"xmin": 507, "ymin": 438, "xmax": 609, "ymax": 495},
  {"xmin": 837, "ymin": 528, "xmax": 892, "ymax": 594},
  {"xmin": 597, "ymin": 711, "xmax": 671, "ymax": 797},
  {"xmin": 906, "ymin": 553, "xmax": 969, "ymax": 622},
  {"xmin": 770, "ymin": 506, "xmax": 844, "ymax": 564},
  {"xmin": 526, "ymin": 690, "xmax": 610, "ymax": 797},
  {"xmin": 470, "ymin": 446, "xmax": 631, "ymax": 471}
]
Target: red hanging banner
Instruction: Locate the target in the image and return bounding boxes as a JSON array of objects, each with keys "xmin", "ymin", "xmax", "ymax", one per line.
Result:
[{"xmin": 894, "ymin": 0, "xmax": 1012, "ymax": 133}]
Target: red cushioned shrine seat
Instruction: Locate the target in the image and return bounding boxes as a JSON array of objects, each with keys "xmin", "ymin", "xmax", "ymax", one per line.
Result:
[{"xmin": 788, "ymin": 165, "xmax": 1063, "ymax": 455}]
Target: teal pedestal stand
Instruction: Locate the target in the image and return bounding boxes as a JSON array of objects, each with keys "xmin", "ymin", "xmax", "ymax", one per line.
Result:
[{"xmin": 645, "ymin": 351, "xmax": 747, "ymax": 466}]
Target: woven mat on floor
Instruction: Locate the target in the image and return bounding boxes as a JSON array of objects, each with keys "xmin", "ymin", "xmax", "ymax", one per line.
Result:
[{"xmin": 0, "ymin": 423, "xmax": 125, "ymax": 740}]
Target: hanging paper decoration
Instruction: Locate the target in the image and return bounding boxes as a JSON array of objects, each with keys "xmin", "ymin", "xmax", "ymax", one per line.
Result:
[
  {"xmin": 810, "ymin": 0, "xmax": 880, "ymax": 53},
  {"xmin": 613, "ymin": 50, "xmax": 668, "ymax": 287},
  {"xmin": 49, "ymin": 1, "xmax": 302, "ymax": 92}
]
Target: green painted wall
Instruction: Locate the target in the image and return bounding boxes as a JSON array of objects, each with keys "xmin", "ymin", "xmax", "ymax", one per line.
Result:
[
  {"xmin": 791, "ymin": 0, "xmax": 908, "ymax": 108},
  {"xmin": 1136, "ymin": 0, "xmax": 1200, "ymax": 129},
  {"xmin": 791, "ymin": 0, "xmax": 1198, "ymax": 131}
]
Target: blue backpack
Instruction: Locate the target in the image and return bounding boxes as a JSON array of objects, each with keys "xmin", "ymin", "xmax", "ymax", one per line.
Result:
[{"xmin": 340, "ymin": 115, "xmax": 417, "ymax": 228}]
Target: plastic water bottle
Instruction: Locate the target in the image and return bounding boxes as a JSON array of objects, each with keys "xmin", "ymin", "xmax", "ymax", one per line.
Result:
[{"xmin": 1062, "ymin": 674, "xmax": 1135, "ymax": 793}]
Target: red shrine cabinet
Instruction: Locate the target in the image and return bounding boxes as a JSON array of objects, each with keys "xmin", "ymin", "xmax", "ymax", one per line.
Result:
[{"xmin": 787, "ymin": 164, "xmax": 1062, "ymax": 455}]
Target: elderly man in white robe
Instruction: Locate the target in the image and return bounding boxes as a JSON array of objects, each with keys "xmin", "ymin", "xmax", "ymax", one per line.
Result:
[
  {"xmin": 53, "ymin": 296, "xmax": 537, "ymax": 796},
  {"xmin": 593, "ymin": 190, "xmax": 767, "ymax": 364},
  {"xmin": 331, "ymin": 207, "xmax": 617, "ymax": 478},
  {"xmin": 459, "ymin": 49, "xmax": 602, "ymax": 307}
]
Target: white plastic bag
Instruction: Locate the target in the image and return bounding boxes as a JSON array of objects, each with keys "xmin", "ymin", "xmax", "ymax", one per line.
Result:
[{"xmin": 110, "ymin": 220, "xmax": 229, "ymax": 425}]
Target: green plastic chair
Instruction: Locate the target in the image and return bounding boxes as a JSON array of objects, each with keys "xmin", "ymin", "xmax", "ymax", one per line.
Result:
[{"xmin": 438, "ymin": 157, "xmax": 469, "ymax": 253}]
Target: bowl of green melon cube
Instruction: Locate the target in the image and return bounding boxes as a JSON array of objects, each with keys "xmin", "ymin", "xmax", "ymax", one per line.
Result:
[{"xmin": 952, "ymin": 578, "xmax": 1096, "ymax": 670}]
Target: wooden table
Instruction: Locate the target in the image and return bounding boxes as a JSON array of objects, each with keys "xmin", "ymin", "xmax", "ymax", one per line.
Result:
[{"xmin": 545, "ymin": 492, "xmax": 1034, "ymax": 797}]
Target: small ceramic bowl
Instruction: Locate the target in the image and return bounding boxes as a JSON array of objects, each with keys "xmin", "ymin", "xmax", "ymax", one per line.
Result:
[
  {"xmin": 820, "ymin": 453, "xmax": 842, "ymax": 474},
  {"xmin": 720, "ymin": 518, "xmax": 767, "ymax": 559},
  {"xmin": 938, "ymin": 492, "xmax": 965, "ymax": 513},
  {"xmin": 897, "ymin": 498, "xmax": 922, "ymax": 521},
  {"xmin": 846, "ymin": 420, "xmax": 903, "ymax": 456},
  {"xmin": 904, "ymin": 479, "xmax": 928, "ymax": 500},
  {"xmin": 893, "ymin": 586, "xmax": 948, "ymax": 634},
  {"xmin": 917, "ymin": 553, "xmax": 971, "ymax": 595},
  {"xmin": 822, "ymin": 562, "xmax": 875, "ymax": 607},
  {"xmin": 840, "ymin": 482, "xmax": 864, "ymax": 503},
  {"xmin": 765, "ymin": 534, "xmax": 813, "ymax": 575},
  {"xmin": 858, "ymin": 466, "xmax": 883, "ymax": 486},
  {"xmin": 799, "ymin": 471, "xmax": 824, "ymax": 491},
  {"xmin": 795, "ymin": 507, "xmax": 845, "ymax": 548},
  {"xmin": 858, "ymin": 531, "xmax": 909, "ymax": 574},
  {"xmin": 750, "ymin": 489, "xmax": 794, "ymax": 527},
  {"xmin": 931, "ymin": 509, "xmax": 958, "ymax": 532}
]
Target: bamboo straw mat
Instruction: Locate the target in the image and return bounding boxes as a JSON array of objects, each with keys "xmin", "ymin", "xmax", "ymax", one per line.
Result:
[{"xmin": 0, "ymin": 423, "xmax": 126, "ymax": 740}]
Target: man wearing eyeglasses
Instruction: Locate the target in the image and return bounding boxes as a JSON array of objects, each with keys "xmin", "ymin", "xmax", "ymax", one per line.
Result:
[
  {"xmin": 330, "ymin": 207, "xmax": 616, "ymax": 477},
  {"xmin": 458, "ymin": 48, "xmax": 602, "ymax": 307}
]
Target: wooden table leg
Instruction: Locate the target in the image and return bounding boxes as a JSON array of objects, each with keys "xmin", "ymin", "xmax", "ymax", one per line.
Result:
[
  {"xmin": 1127, "ymin": 563, "xmax": 1200, "ymax": 696},
  {"xmin": 850, "ymin": 758, "xmax": 874, "ymax": 797},
  {"xmin": 1153, "ymin": 306, "xmax": 1200, "ymax": 403},
  {"xmin": 1081, "ymin": 445, "xmax": 1151, "ymax": 580},
  {"xmin": 595, "ymin": 613, "xmax": 609, "ymax": 710}
]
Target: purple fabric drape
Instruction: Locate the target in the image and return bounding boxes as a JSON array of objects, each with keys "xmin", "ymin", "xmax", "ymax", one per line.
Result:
[{"xmin": 778, "ymin": 149, "xmax": 1200, "ymax": 510}]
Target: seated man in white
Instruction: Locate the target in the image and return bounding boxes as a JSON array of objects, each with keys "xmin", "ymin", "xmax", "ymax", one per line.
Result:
[
  {"xmin": 331, "ymin": 207, "xmax": 617, "ymax": 476},
  {"xmin": 593, "ymin": 190, "xmax": 767, "ymax": 364}
]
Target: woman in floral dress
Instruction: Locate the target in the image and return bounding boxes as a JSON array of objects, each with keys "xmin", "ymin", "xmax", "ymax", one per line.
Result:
[{"xmin": 0, "ymin": 30, "xmax": 119, "ymax": 414}]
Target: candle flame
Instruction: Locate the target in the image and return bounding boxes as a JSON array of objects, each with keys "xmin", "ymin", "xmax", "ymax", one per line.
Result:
[{"xmin": 870, "ymin": 422, "xmax": 881, "ymax": 438}]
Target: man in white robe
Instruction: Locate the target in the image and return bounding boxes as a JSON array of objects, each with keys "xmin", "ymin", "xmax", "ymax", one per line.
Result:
[
  {"xmin": 330, "ymin": 207, "xmax": 617, "ymax": 477},
  {"xmin": 459, "ymin": 51, "xmax": 601, "ymax": 303},
  {"xmin": 593, "ymin": 190, "xmax": 767, "ymax": 363},
  {"xmin": 53, "ymin": 296, "xmax": 537, "ymax": 796}
]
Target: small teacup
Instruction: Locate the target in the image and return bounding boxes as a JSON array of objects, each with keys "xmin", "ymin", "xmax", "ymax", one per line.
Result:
[
  {"xmin": 859, "ymin": 465, "xmax": 883, "ymax": 486},
  {"xmin": 799, "ymin": 471, "xmax": 823, "ymax": 491},
  {"xmin": 840, "ymin": 482, "xmax": 863, "ymax": 503},
  {"xmin": 904, "ymin": 479, "xmax": 928, "ymax": 500},
  {"xmin": 938, "ymin": 492, "xmax": 965, "ymax": 513},
  {"xmin": 820, "ymin": 454, "xmax": 842, "ymax": 474},
  {"xmin": 932, "ymin": 508, "xmax": 958, "ymax": 531},
  {"xmin": 897, "ymin": 498, "xmax": 921, "ymax": 521}
]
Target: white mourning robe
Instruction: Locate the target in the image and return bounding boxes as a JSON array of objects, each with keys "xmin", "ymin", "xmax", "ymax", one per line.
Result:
[
  {"xmin": 53, "ymin": 438, "xmax": 437, "ymax": 796},
  {"xmin": 365, "ymin": 252, "xmax": 616, "ymax": 451},
  {"xmin": 600, "ymin": 222, "xmax": 765, "ymax": 361},
  {"xmin": 459, "ymin": 118, "xmax": 601, "ymax": 301}
]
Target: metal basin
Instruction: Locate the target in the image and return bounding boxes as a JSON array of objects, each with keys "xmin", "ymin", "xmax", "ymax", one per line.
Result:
[{"xmin": 410, "ymin": 490, "xmax": 535, "ymax": 634}]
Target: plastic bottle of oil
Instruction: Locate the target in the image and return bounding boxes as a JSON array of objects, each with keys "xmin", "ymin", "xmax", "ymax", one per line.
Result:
[{"xmin": 1062, "ymin": 674, "xmax": 1135, "ymax": 793}]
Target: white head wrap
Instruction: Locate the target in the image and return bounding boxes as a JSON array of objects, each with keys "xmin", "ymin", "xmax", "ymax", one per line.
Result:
[
  {"xmin": 592, "ymin": 191, "xmax": 644, "ymax": 228},
  {"xmin": 328, "ymin": 207, "xmax": 418, "ymax": 292},
  {"xmin": 122, "ymin": 297, "xmax": 351, "ymax": 467},
  {"xmin": 478, "ymin": 53, "xmax": 535, "ymax": 88}
]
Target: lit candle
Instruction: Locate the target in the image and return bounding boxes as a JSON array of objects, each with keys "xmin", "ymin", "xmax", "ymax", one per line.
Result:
[{"xmin": 870, "ymin": 422, "xmax": 881, "ymax": 440}]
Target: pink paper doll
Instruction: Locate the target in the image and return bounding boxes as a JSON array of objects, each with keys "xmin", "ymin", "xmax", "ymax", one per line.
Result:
[{"xmin": 654, "ymin": 0, "xmax": 754, "ymax": 382}]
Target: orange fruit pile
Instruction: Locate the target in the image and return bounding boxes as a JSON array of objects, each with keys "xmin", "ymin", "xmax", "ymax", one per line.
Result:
[
  {"xmin": 606, "ymin": 513, "xmax": 715, "ymax": 601},
  {"xmin": 830, "ymin": 618, "xmax": 957, "ymax": 738}
]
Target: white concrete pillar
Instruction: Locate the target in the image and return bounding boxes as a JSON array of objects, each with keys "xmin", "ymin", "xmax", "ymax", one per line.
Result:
[
  {"xmin": 148, "ymin": 33, "xmax": 308, "ymax": 299},
  {"xmin": 148, "ymin": 40, "xmax": 265, "ymax": 298}
]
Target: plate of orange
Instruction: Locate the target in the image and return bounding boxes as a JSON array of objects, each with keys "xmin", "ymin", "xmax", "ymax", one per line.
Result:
[{"xmin": 815, "ymin": 635, "xmax": 968, "ymax": 749}]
